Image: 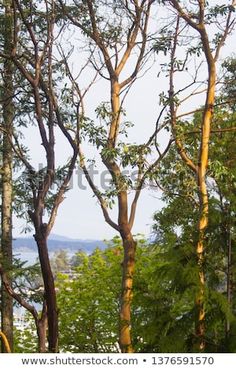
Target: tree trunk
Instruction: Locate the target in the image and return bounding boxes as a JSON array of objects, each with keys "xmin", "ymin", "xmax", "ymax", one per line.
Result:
[
  {"xmin": 0, "ymin": 331, "xmax": 11, "ymax": 353},
  {"xmin": 194, "ymin": 33, "xmax": 216, "ymax": 350},
  {"xmin": 195, "ymin": 176, "xmax": 208, "ymax": 351},
  {"xmin": 34, "ymin": 233, "xmax": 58, "ymax": 353},
  {"xmin": 1, "ymin": 0, "xmax": 14, "ymax": 353},
  {"xmin": 37, "ymin": 316, "xmax": 47, "ymax": 353},
  {"xmin": 195, "ymin": 235, "xmax": 206, "ymax": 350},
  {"xmin": 119, "ymin": 232, "xmax": 136, "ymax": 353}
]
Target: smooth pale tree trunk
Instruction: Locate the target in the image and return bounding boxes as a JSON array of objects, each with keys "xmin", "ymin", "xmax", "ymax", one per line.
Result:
[
  {"xmin": 1, "ymin": 0, "xmax": 14, "ymax": 353},
  {"xmin": 195, "ymin": 54, "xmax": 216, "ymax": 351},
  {"xmin": 0, "ymin": 331, "xmax": 11, "ymax": 353},
  {"xmin": 109, "ymin": 79, "xmax": 137, "ymax": 353}
]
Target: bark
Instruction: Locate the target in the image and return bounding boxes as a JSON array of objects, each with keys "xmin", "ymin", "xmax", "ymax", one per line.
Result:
[
  {"xmin": 168, "ymin": 1, "xmax": 225, "ymax": 350},
  {"xmin": 0, "ymin": 331, "xmax": 11, "ymax": 353},
  {"xmin": 60, "ymin": 1, "xmax": 153, "ymax": 353},
  {"xmin": 195, "ymin": 38, "xmax": 216, "ymax": 350},
  {"xmin": 1, "ymin": 0, "xmax": 14, "ymax": 353},
  {"xmin": 37, "ymin": 316, "xmax": 47, "ymax": 353},
  {"xmin": 34, "ymin": 231, "xmax": 58, "ymax": 353},
  {"xmin": 119, "ymin": 231, "xmax": 136, "ymax": 353},
  {"xmin": 108, "ymin": 81, "xmax": 136, "ymax": 352}
]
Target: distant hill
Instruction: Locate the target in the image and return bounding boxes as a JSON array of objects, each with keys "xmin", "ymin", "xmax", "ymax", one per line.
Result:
[{"xmin": 13, "ymin": 235, "xmax": 107, "ymax": 254}]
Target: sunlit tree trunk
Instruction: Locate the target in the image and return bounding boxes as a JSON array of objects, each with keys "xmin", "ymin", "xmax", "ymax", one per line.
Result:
[
  {"xmin": 168, "ymin": 0, "xmax": 234, "ymax": 350},
  {"xmin": 0, "ymin": 331, "xmax": 11, "ymax": 353},
  {"xmin": 119, "ymin": 232, "xmax": 136, "ymax": 353},
  {"xmin": 195, "ymin": 34, "xmax": 216, "ymax": 350},
  {"xmin": 106, "ymin": 80, "xmax": 136, "ymax": 353},
  {"xmin": 58, "ymin": 0, "xmax": 155, "ymax": 353}
]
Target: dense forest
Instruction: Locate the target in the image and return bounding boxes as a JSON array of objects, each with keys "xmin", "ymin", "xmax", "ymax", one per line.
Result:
[{"xmin": 0, "ymin": 0, "xmax": 236, "ymax": 354}]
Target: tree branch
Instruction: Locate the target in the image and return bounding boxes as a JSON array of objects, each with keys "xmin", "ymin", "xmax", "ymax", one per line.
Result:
[{"xmin": 129, "ymin": 139, "xmax": 173, "ymax": 229}]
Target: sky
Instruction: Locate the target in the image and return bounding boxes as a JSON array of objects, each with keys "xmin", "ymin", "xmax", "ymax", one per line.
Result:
[
  {"xmin": 13, "ymin": 64, "xmax": 165, "ymax": 240},
  {"xmin": 12, "ymin": 1, "xmax": 236, "ymax": 241}
]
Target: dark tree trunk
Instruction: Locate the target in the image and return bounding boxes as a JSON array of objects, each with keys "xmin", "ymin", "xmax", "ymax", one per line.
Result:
[
  {"xmin": 37, "ymin": 316, "xmax": 47, "ymax": 353},
  {"xmin": 34, "ymin": 232, "xmax": 58, "ymax": 353}
]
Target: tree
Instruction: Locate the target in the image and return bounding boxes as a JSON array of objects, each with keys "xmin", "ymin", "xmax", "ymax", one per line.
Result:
[
  {"xmin": 57, "ymin": 0, "xmax": 170, "ymax": 352},
  {"xmin": 0, "ymin": 0, "xmax": 80, "ymax": 352},
  {"xmin": 150, "ymin": 56, "xmax": 236, "ymax": 351},
  {"xmin": 0, "ymin": 0, "xmax": 14, "ymax": 352},
  {"xmin": 0, "ymin": 330, "xmax": 11, "ymax": 352},
  {"xmin": 154, "ymin": 0, "xmax": 236, "ymax": 350}
]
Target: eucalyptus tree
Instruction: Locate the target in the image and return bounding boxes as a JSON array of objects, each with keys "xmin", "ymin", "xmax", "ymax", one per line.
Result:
[
  {"xmin": 154, "ymin": 0, "xmax": 236, "ymax": 350},
  {"xmin": 56, "ymin": 0, "xmax": 170, "ymax": 352},
  {"xmin": 0, "ymin": 0, "xmax": 80, "ymax": 352}
]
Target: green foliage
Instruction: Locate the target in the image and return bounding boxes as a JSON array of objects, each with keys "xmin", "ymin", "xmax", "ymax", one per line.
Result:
[
  {"xmin": 14, "ymin": 312, "xmax": 38, "ymax": 353},
  {"xmin": 80, "ymin": 116, "xmax": 107, "ymax": 149},
  {"xmin": 56, "ymin": 245, "xmax": 122, "ymax": 352},
  {"xmin": 55, "ymin": 237, "xmax": 201, "ymax": 353},
  {"xmin": 151, "ymin": 72, "xmax": 236, "ymax": 351},
  {"xmin": 221, "ymin": 57, "xmax": 236, "ymax": 107}
]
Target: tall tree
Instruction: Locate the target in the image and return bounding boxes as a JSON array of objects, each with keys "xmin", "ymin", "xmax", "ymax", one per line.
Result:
[
  {"xmin": 156, "ymin": 0, "xmax": 236, "ymax": 350},
  {"xmin": 0, "ymin": 0, "xmax": 80, "ymax": 352},
  {"xmin": 57, "ymin": 0, "xmax": 170, "ymax": 352},
  {"xmin": 150, "ymin": 54, "xmax": 236, "ymax": 351},
  {"xmin": 0, "ymin": 0, "xmax": 14, "ymax": 352}
]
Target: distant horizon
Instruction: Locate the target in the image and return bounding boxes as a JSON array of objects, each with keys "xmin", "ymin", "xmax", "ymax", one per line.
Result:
[
  {"xmin": 12, "ymin": 231, "xmax": 152, "ymax": 242},
  {"xmin": 13, "ymin": 232, "xmax": 110, "ymax": 241}
]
